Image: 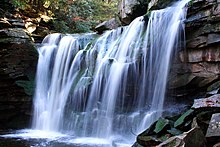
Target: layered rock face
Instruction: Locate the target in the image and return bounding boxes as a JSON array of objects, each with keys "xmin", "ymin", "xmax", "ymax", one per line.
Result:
[
  {"xmin": 0, "ymin": 3, "xmax": 37, "ymax": 129},
  {"xmin": 169, "ymin": 0, "xmax": 220, "ymax": 98}
]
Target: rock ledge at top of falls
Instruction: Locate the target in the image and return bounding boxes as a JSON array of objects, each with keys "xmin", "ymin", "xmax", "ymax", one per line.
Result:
[
  {"xmin": 117, "ymin": 0, "xmax": 176, "ymax": 25},
  {"xmin": 95, "ymin": 18, "xmax": 122, "ymax": 33}
]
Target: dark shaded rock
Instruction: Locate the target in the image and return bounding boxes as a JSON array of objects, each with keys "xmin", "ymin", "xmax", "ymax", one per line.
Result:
[
  {"xmin": 0, "ymin": 19, "xmax": 11, "ymax": 29},
  {"xmin": 118, "ymin": 0, "xmax": 148, "ymax": 24},
  {"xmin": 137, "ymin": 135, "xmax": 162, "ymax": 146},
  {"xmin": 186, "ymin": 36, "xmax": 207, "ymax": 49},
  {"xmin": 0, "ymin": 28, "xmax": 29, "ymax": 39},
  {"xmin": 186, "ymin": 9, "xmax": 211, "ymax": 23},
  {"xmin": 207, "ymin": 33, "xmax": 220, "ymax": 45},
  {"xmin": 169, "ymin": 73, "xmax": 195, "ymax": 89},
  {"xmin": 34, "ymin": 26, "xmax": 50, "ymax": 38},
  {"xmin": 207, "ymin": 80, "xmax": 220, "ymax": 94},
  {"xmin": 214, "ymin": 142, "xmax": 220, "ymax": 147},
  {"xmin": 148, "ymin": 0, "xmax": 176, "ymax": 11},
  {"xmin": 95, "ymin": 18, "xmax": 121, "ymax": 33}
]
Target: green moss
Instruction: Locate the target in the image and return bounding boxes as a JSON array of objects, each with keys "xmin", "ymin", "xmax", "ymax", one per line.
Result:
[
  {"xmin": 207, "ymin": 80, "xmax": 220, "ymax": 92},
  {"xmin": 174, "ymin": 109, "xmax": 194, "ymax": 128},
  {"xmin": 15, "ymin": 80, "xmax": 34, "ymax": 96},
  {"xmin": 154, "ymin": 117, "xmax": 170, "ymax": 134}
]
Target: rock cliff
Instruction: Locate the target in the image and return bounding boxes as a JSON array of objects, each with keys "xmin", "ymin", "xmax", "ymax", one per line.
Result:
[
  {"xmin": 0, "ymin": 2, "xmax": 38, "ymax": 129},
  {"xmin": 169, "ymin": 0, "xmax": 220, "ymax": 99}
]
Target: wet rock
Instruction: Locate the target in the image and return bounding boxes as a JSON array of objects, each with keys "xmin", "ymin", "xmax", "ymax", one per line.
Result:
[
  {"xmin": 206, "ymin": 113, "xmax": 220, "ymax": 145},
  {"xmin": 95, "ymin": 18, "xmax": 121, "ymax": 33}
]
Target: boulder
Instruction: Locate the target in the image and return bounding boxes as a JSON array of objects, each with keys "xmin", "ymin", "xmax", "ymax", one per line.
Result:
[
  {"xmin": 95, "ymin": 18, "xmax": 121, "ymax": 33},
  {"xmin": 118, "ymin": 0, "xmax": 148, "ymax": 24},
  {"xmin": 148, "ymin": 0, "xmax": 176, "ymax": 11},
  {"xmin": 158, "ymin": 127, "xmax": 206, "ymax": 146}
]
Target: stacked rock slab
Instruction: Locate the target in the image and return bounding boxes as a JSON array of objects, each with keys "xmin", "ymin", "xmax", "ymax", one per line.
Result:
[{"xmin": 166, "ymin": 0, "xmax": 220, "ymax": 100}]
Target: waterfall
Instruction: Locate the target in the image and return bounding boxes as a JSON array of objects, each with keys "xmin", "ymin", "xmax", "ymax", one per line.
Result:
[{"xmin": 32, "ymin": 0, "xmax": 189, "ymax": 145}]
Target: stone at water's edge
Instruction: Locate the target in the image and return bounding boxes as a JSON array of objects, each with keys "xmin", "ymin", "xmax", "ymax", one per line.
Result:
[{"xmin": 135, "ymin": 94, "xmax": 220, "ymax": 146}]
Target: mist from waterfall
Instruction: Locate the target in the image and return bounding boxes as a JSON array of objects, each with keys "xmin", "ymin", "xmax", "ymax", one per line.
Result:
[{"xmin": 32, "ymin": 0, "xmax": 190, "ymax": 145}]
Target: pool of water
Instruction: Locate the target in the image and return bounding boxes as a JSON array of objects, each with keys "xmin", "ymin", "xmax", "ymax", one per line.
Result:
[{"xmin": 0, "ymin": 130, "xmax": 132, "ymax": 147}]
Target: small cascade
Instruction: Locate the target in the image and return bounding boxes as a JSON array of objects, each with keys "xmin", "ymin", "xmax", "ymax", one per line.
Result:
[{"xmin": 32, "ymin": 0, "xmax": 190, "ymax": 145}]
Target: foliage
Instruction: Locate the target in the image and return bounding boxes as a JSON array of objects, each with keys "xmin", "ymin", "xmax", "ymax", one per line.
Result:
[
  {"xmin": 11, "ymin": 0, "xmax": 27, "ymax": 9},
  {"xmin": 11, "ymin": 0, "xmax": 117, "ymax": 33}
]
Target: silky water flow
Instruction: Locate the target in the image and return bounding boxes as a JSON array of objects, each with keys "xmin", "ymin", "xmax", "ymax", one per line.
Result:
[{"xmin": 2, "ymin": 0, "xmax": 191, "ymax": 146}]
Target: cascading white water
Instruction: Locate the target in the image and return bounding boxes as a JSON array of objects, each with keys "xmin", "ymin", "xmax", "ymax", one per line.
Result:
[{"xmin": 32, "ymin": 0, "xmax": 190, "ymax": 145}]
